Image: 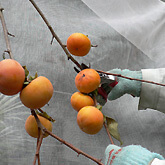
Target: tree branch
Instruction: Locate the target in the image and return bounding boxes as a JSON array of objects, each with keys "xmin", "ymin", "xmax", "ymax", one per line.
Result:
[
  {"xmin": 97, "ymin": 70, "xmax": 165, "ymax": 87},
  {"xmin": 29, "ymin": 0, "xmax": 82, "ymax": 70},
  {"xmin": 0, "ymin": 4, "xmax": 14, "ymax": 59},
  {"xmin": 44, "ymin": 129, "xmax": 104, "ymax": 165},
  {"xmin": 31, "ymin": 109, "xmax": 104, "ymax": 165},
  {"xmin": 31, "ymin": 109, "xmax": 43, "ymax": 165},
  {"xmin": 103, "ymin": 122, "xmax": 114, "ymax": 145}
]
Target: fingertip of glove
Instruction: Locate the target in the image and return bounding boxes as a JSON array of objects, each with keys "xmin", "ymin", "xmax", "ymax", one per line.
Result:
[{"xmin": 108, "ymin": 92, "xmax": 119, "ymax": 100}]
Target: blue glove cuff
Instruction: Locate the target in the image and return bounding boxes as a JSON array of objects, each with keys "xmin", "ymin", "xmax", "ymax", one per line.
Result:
[{"xmin": 104, "ymin": 144, "xmax": 164, "ymax": 165}]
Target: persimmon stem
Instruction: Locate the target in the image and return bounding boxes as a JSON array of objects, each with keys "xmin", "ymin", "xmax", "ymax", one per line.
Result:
[
  {"xmin": 0, "ymin": 4, "xmax": 14, "ymax": 59},
  {"xmin": 28, "ymin": 0, "xmax": 82, "ymax": 70}
]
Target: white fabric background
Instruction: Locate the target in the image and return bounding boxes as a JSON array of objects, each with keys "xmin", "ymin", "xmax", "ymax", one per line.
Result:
[
  {"xmin": 82, "ymin": 0, "xmax": 165, "ymax": 67},
  {"xmin": 0, "ymin": 0, "xmax": 165, "ymax": 164}
]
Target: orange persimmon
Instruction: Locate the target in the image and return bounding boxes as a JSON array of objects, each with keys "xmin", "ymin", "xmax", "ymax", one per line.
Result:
[
  {"xmin": 75, "ymin": 68, "xmax": 100, "ymax": 93},
  {"xmin": 25, "ymin": 115, "xmax": 52, "ymax": 138},
  {"xmin": 0, "ymin": 59, "xmax": 25, "ymax": 95},
  {"xmin": 70, "ymin": 92, "xmax": 94, "ymax": 112},
  {"xmin": 77, "ymin": 106, "xmax": 104, "ymax": 135},
  {"xmin": 67, "ymin": 33, "xmax": 91, "ymax": 56},
  {"xmin": 20, "ymin": 76, "xmax": 53, "ymax": 109}
]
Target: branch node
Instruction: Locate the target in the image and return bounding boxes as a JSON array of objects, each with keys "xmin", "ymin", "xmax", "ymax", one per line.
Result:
[
  {"xmin": 67, "ymin": 56, "xmax": 71, "ymax": 60},
  {"xmin": 0, "ymin": 7, "xmax": 4, "ymax": 11},
  {"xmin": 7, "ymin": 31, "xmax": 15, "ymax": 37},
  {"xmin": 0, "ymin": 5, "xmax": 14, "ymax": 59},
  {"xmin": 4, "ymin": 49, "xmax": 10, "ymax": 54},
  {"xmin": 50, "ymin": 36, "xmax": 54, "ymax": 45},
  {"xmin": 91, "ymin": 44, "xmax": 98, "ymax": 47},
  {"xmin": 29, "ymin": 0, "xmax": 82, "ymax": 70}
]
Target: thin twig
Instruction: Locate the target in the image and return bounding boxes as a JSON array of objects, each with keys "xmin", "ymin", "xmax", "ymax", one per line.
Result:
[
  {"xmin": 91, "ymin": 44, "xmax": 98, "ymax": 47},
  {"xmin": 0, "ymin": 4, "xmax": 14, "ymax": 59},
  {"xmin": 94, "ymin": 99, "xmax": 113, "ymax": 145},
  {"xmin": 7, "ymin": 31, "xmax": 15, "ymax": 37},
  {"xmin": 35, "ymin": 134, "xmax": 43, "ymax": 165},
  {"xmin": 31, "ymin": 109, "xmax": 44, "ymax": 165},
  {"xmin": 103, "ymin": 122, "xmax": 114, "ymax": 145},
  {"xmin": 36, "ymin": 128, "xmax": 41, "ymax": 165},
  {"xmin": 29, "ymin": 0, "xmax": 82, "ymax": 70},
  {"xmin": 45, "ymin": 129, "xmax": 104, "ymax": 165},
  {"xmin": 97, "ymin": 70, "xmax": 165, "ymax": 87}
]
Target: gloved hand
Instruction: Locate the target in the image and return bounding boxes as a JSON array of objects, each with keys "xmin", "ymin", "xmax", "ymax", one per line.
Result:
[
  {"xmin": 107, "ymin": 69, "xmax": 142, "ymax": 100},
  {"xmin": 96, "ymin": 69, "xmax": 142, "ymax": 105},
  {"xmin": 104, "ymin": 144, "xmax": 165, "ymax": 165}
]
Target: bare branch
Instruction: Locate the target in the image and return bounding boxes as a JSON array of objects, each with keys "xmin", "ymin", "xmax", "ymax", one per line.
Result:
[
  {"xmin": 31, "ymin": 109, "xmax": 104, "ymax": 165},
  {"xmin": 97, "ymin": 70, "xmax": 165, "ymax": 87},
  {"xmin": 29, "ymin": 0, "xmax": 82, "ymax": 70},
  {"xmin": 45, "ymin": 129, "xmax": 104, "ymax": 165},
  {"xmin": 34, "ymin": 134, "xmax": 43, "ymax": 165},
  {"xmin": 0, "ymin": 4, "xmax": 14, "ymax": 59},
  {"xmin": 103, "ymin": 122, "xmax": 114, "ymax": 145}
]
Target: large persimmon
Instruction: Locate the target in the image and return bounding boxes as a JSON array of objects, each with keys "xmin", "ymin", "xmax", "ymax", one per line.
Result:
[
  {"xmin": 77, "ymin": 106, "xmax": 104, "ymax": 135},
  {"xmin": 75, "ymin": 68, "xmax": 100, "ymax": 93},
  {"xmin": 0, "ymin": 59, "xmax": 25, "ymax": 95},
  {"xmin": 25, "ymin": 114, "xmax": 52, "ymax": 138},
  {"xmin": 67, "ymin": 33, "xmax": 91, "ymax": 56},
  {"xmin": 20, "ymin": 76, "xmax": 53, "ymax": 109},
  {"xmin": 70, "ymin": 92, "xmax": 94, "ymax": 112}
]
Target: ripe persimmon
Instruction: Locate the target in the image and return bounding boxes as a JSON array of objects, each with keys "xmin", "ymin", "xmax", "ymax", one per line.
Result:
[
  {"xmin": 75, "ymin": 68, "xmax": 100, "ymax": 93},
  {"xmin": 20, "ymin": 76, "xmax": 53, "ymax": 109},
  {"xmin": 0, "ymin": 59, "xmax": 25, "ymax": 95},
  {"xmin": 70, "ymin": 92, "xmax": 94, "ymax": 112},
  {"xmin": 77, "ymin": 106, "xmax": 104, "ymax": 135},
  {"xmin": 67, "ymin": 33, "xmax": 91, "ymax": 56},
  {"xmin": 25, "ymin": 114, "xmax": 52, "ymax": 138}
]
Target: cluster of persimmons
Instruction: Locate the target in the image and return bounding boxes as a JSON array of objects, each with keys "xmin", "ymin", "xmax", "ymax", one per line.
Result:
[
  {"xmin": 68, "ymin": 33, "xmax": 104, "ymax": 135},
  {"xmin": 0, "ymin": 58, "xmax": 54, "ymax": 138},
  {"xmin": 0, "ymin": 32, "xmax": 103, "ymax": 139}
]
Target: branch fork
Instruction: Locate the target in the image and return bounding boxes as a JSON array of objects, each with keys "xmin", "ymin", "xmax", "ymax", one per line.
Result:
[
  {"xmin": 0, "ymin": 3, "xmax": 14, "ymax": 59},
  {"xmin": 31, "ymin": 109, "xmax": 104, "ymax": 165}
]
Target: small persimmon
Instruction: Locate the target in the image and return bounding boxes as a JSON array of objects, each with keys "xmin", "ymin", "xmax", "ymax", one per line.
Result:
[
  {"xmin": 67, "ymin": 33, "xmax": 91, "ymax": 56},
  {"xmin": 0, "ymin": 59, "xmax": 25, "ymax": 95},
  {"xmin": 77, "ymin": 106, "xmax": 104, "ymax": 135},
  {"xmin": 70, "ymin": 92, "xmax": 94, "ymax": 112},
  {"xmin": 20, "ymin": 76, "xmax": 53, "ymax": 109},
  {"xmin": 25, "ymin": 114, "xmax": 52, "ymax": 138},
  {"xmin": 75, "ymin": 68, "xmax": 100, "ymax": 93}
]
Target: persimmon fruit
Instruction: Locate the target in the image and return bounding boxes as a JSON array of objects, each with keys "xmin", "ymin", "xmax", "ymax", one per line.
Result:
[
  {"xmin": 77, "ymin": 106, "xmax": 104, "ymax": 135},
  {"xmin": 25, "ymin": 114, "xmax": 52, "ymax": 138},
  {"xmin": 70, "ymin": 92, "xmax": 94, "ymax": 112},
  {"xmin": 20, "ymin": 76, "xmax": 53, "ymax": 109},
  {"xmin": 67, "ymin": 33, "xmax": 91, "ymax": 56},
  {"xmin": 75, "ymin": 68, "xmax": 100, "ymax": 93},
  {"xmin": 0, "ymin": 59, "xmax": 25, "ymax": 95}
]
